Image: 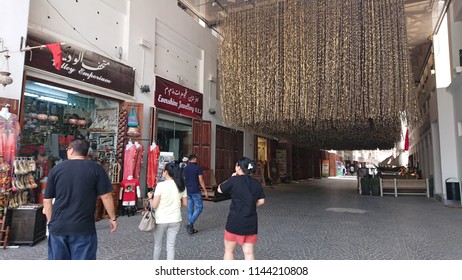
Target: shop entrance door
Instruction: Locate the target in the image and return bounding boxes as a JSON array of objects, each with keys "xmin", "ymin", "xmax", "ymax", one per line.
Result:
[
  {"xmin": 192, "ymin": 119, "xmax": 211, "ymax": 186},
  {"xmin": 215, "ymin": 126, "xmax": 243, "ymax": 184}
]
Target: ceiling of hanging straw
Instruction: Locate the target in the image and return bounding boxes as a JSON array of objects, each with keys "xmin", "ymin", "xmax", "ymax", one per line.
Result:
[{"xmin": 217, "ymin": 0, "xmax": 420, "ymax": 150}]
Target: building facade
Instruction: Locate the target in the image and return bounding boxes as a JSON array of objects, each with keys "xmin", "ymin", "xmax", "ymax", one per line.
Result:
[{"xmin": 1, "ymin": 0, "xmax": 461, "ymax": 206}]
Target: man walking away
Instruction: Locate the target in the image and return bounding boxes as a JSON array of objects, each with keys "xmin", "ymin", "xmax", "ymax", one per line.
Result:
[
  {"xmin": 43, "ymin": 138, "xmax": 118, "ymax": 260},
  {"xmin": 183, "ymin": 154, "xmax": 208, "ymax": 234}
]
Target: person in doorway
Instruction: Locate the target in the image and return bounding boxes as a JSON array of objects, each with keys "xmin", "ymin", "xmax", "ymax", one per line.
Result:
[
  {"xmin": 218, "ymin": 157, "xmax": 265, "ymax": 260},
  {"xmin": 183, "ymin": 153, "xmax": 208, "ymax": 234},
  {"xmin": 147, "ymin": 162, "xmax": 187, "ymax": 260},
  {"xmin": 349, "ymin": 164, "xmax": 355, "ymax": 175},
  {"xmin": 43, "ymin": 138, "xmax": 117, "ymax": 260},
  {"xmin": 179, "ymin": 156, "xmax": 188, "ymax": 169}
]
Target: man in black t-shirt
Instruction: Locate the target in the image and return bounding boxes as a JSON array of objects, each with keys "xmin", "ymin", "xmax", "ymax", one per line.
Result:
[{"xmin": 43, "ymin": 138, "xmax": 118, "ymax": 260}]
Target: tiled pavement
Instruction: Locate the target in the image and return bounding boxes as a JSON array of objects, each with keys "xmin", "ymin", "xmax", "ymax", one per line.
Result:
[{"xmin": 2, "ymin": 176, "xmax": 462, "ymax": 260}]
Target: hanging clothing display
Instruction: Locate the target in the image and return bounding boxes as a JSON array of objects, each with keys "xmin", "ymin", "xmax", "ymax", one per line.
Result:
[
  {"xmin": 122, "ymin": 141, "xmax": 136, "ymax": 180},
  {"xmin": 36, "ymin": 156, "xmax": 50, "ymax": 180},
  {"xmin": 132, "ymin": 141, "xmax": 144, "ymax": 180},
  {"xmin": 146, "ymin": 143, "xmax": 160, "ymax": 188},
  {"xmin": 0, "ymin": 111, "xmax": 20, "ymax": 169}
]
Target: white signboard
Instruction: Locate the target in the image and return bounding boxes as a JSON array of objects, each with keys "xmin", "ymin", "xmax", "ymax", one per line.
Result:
[{"xmin": 157, "ymin": 152, "xmax": 175, "ymax": 182}]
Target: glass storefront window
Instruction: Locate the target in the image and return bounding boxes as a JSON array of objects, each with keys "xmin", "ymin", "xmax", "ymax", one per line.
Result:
[
  {"xmin": 21, "ymin": 79, "xmax": 119, "ymax": 178},
  {"xmin": 157, "ymin": 115, "xmax": 192, "ymax": 161}
]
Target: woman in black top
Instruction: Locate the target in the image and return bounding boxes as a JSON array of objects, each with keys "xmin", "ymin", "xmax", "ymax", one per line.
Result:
[{"xmin": 218, "ymin": 157, "xmax": 265, "ymax": 260}]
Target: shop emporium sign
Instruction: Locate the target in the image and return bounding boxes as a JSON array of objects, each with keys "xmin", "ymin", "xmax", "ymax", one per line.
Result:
[
  {"xmin": 25, "ymin": 33, "xmax": 135, "ymax": 96},
  {"xmin": 155, "ymin": 76, "xmax": 203, "ymax": 119}
]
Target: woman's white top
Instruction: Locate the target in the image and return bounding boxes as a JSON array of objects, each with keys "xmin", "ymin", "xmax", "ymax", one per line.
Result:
[{"xmin": 153, "ymin": 179, "xmax": 186, "ymax": 224}]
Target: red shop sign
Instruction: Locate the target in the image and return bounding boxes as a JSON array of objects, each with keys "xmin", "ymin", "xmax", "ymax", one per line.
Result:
[{"xmin": 155, "ymin": 76, "xmax": 203, "ymax": 119}]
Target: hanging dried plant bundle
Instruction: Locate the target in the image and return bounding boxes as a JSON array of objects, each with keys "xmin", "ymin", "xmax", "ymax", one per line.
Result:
[{"xmin": 219, "ymin": 0, "xmax": 419, "ymax": 150}]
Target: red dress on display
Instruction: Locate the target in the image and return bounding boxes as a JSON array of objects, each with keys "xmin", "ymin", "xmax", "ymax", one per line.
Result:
[
  {"xmin": 132, "ymin": 142, "xmax": 144, "ymax": 180},
  {"xmin": 146, "ymin": 144, "xmax": 160, "ymax": 188},
  {"xmin": 119, "ymin": 177, "xmax": 140, "ymax": 206},
  {"xmin": 122, "ymin": 143, "xmax": 136, "ymax": 180}
]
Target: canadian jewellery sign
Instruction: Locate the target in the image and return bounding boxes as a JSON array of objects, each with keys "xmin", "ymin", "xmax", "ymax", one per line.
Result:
[
  {"xmin": 155, "ymin": 76, "xmax": 203, "ymax": 119},
  {"xmin": 25, "ymin": 33, "xmax": 135, "ymax": 96}
]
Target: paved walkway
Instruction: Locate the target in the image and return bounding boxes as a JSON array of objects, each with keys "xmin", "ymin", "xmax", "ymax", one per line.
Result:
[{"xmin": 2, "ymin": 177, "xmax": 462, "ymax": 260}]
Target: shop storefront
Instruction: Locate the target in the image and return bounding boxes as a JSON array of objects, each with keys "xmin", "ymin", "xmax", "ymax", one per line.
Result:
[
  {"xmin": 23, "ymin": 31, "xmax": 135, "ymax": 187},
  {"xmin": 152, "ymin": 76, "xmax": 211, "ymax": 185},
  {"xmin": 0, "ymin": 31, "xmax": 136, "ymax": 245},
  {"xmin": 255, "ymin": 136, "xmax": 292, "ymax": 185},
  {"xmin": 21, "ymin": 79, "xmax": 121, "ymax": 181},
  {"xmin": 156, "ymin": 112, "xmax": 192, "ymax": 161}
]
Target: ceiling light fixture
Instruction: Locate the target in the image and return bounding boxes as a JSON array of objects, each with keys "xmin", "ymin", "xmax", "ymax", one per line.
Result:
[
  {"xmin": 33, "ymin": 82, "xmax": 79, "ymax": 94},
  {"xmin": 38, "ymin": 96, "xmax": 69, "ymax": 105},
  {"xmin": 24, "ymin": 92, "xmax": 40, "ymax": 98}
]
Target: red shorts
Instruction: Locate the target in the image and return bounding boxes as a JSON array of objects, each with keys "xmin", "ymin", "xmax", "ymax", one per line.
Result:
[{"xmin": 224, "ymin": 230, "xmax": 258, "ymax": 245}]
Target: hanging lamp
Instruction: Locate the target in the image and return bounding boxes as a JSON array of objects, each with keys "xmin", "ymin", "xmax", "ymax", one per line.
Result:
[{"xmin": 0, "ymin": 53, "xmax": 13, "ymax": 87}]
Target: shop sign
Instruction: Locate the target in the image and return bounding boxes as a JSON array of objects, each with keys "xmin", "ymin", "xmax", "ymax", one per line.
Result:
[
  {"xmin": 25, "ymin": 33, "xmax": 135, "ymax": 96},
  {"xmin": 155, "ymin": 76, "xmax": 203, "ymax": 119}
]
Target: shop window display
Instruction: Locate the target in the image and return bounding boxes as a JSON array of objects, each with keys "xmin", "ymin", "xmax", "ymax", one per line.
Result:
[
  {"xmin": 0, "ymin": 104, "xmax": 20, "ymax": 223},
  {"xmin": 0, "ymin": 81, "xmax": 123, "ymax": 246},
  {"xmin": 157, "ymin": 118, "xmax": 192, "ymax": 160},
  {"xmin": 20, "ymin": 81, "xmax": 120, "ymax": 197}
]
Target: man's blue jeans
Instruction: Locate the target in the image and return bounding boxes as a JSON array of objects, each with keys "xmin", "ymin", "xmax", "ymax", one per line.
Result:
[
  {"xmin": 48, "ymin": 233, "xmax": 97, "ymax": 260},
  {"xmin": 187, "ymin": 192, "xmax": 204, "ymax": 225}
]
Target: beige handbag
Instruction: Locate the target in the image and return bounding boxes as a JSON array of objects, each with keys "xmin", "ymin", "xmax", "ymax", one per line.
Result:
[{"xmin": 138, "ymin": 207, "xmax": 155, "ymax": 232}]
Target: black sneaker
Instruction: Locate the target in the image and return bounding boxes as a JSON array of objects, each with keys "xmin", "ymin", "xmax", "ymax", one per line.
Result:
[
  {"xmin": 185, "ymin": 223, "xmax": 193, "ymax": 235},
  {"xmin": 190, "ymin": 224, "xmax": 198, "ymax": 234}
]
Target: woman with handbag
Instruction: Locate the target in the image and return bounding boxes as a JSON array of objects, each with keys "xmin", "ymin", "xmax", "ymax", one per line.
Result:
[{"xmin": 147, "ymin": 162, "xmax": 187, "ymax": 260}]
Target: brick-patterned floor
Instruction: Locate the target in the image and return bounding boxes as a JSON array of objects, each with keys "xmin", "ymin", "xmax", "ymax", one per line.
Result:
[{"xmin": 2, "ymin": 177, "xmax": 462, "ymax": 260}]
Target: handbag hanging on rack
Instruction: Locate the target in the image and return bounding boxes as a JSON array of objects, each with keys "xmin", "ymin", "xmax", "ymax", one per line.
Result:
[
  {"xmin": 127, "ymin": 105, "xmax": 139, "ymax": 127},
  {"xmin": 138, "ymin": 206, "xmax": 155, "ymax": 232}
]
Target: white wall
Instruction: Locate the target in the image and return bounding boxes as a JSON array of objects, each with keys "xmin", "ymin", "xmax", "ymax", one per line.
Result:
[
  {"xmin": 431, "ymin": 4, "xmax": 462, "ymax": 201},
  {"xmin": 449, "ymin": 0, "xmax": 462, "ymax": 184},
  {"xmin": 435, "ymin": 87, "xmax": 458, "ymax": 197},
  {"xmin": 445, "ymin": 1, "xmax": 462, "ymax": 194},
  {"xmin": 448, "ymin": 72, "xmax": 462, "ymax": 186},
  {"xmin": 434, "ymin": 15, "xmax": 452, "ymax": 88},
  {"xmin": 127, "ymin": 0, "xmax": 222, "ymax": 168},
  {"xmin": 449, "ymin": 4, "xmax": 462, "ymax": 78},
  {"xmin": 0, "ymin": 0, "xmax": 30, "ymax": 102},
  {"xmin": 28, "ymin": 0, "xmax": 128, "ymax": 60}
]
